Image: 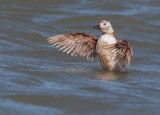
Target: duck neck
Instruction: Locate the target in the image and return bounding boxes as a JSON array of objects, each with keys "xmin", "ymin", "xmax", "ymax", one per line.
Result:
[{"xmin": 102, "ymin": 32, "xmax": 117, "ymax": 39}]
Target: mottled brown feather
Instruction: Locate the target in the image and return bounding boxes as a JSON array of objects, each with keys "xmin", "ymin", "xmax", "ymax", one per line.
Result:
[
  {"xmin": 115, "ymin": 39, "xmax": 133, "ymax": 68},
  {"xmin": 99, "ymin": 39, "xmax": 132, "ymax": 70},
  {"xmin": 48, "ymin": 33, "xmax": 97, "ymax": 61}
]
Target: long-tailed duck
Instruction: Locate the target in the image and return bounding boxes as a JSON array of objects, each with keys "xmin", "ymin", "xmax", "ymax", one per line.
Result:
[{"xmin": 48, "ymin": 20, "xmax": 133, "ymax": 71}]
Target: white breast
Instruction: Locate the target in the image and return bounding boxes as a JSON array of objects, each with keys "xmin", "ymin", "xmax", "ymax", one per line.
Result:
[{"xmin": 100, "ymin": 34, "xmax": 117, "ymax": 45}]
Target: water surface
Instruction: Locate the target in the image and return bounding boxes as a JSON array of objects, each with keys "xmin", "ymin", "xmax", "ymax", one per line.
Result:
[{"xmin": 0, "ymin": 0, "xmax": 160, "ymax": 115}]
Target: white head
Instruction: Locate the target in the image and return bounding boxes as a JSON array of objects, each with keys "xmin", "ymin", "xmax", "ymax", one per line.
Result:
[{"xmin": 93, "ymin": 20, "xmax": 114, "ymax": 34}]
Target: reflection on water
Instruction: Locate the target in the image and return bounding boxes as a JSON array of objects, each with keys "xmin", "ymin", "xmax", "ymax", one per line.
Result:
[
  {"xmin": 51, "ymin": 63, "xmax": 129, "ymax": 81},
  {"xmin": 97, "ymin": 70, "xmax": 129, "ymax": 81}
]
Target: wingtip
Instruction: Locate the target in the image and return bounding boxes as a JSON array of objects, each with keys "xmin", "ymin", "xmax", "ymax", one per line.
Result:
[{"xmin": 47, "ymin": 37, "xmax": 53, "ymax": 44}]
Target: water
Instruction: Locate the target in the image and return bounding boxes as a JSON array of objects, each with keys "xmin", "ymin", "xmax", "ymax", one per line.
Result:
[{"xmin": 0, "ymin": 0, "xmax": 160, "ymax": 115}]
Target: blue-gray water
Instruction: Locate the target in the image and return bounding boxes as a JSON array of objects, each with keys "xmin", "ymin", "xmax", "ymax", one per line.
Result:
[{"xmin": 0, "ymin": 0, "xmax": 160, "ymax": 115}]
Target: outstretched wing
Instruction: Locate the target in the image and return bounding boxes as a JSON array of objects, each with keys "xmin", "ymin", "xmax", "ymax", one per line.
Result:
[
  {"xmin": 115, "ymin": 39, "xmax": 133, "ymax": 68},
  {"xmin": 48, "ymin": 33, "xmax": 97, "ymax": 61}
]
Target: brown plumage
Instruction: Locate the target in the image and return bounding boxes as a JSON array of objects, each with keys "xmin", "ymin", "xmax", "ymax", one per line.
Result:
[
  {"xmin": 98, "ymin": 39, "xmax": 132, "ymax": 70},
  {"xmin": 48, "ymin": 20, "xmax": 133, "ymax": 71},
  {"xmin": 116, "ymin": 39, "xmax": 133, "ymax": 68},
  {"xmin": 48, "ymin": 33, "xmax": 97, "ymax": 61}
]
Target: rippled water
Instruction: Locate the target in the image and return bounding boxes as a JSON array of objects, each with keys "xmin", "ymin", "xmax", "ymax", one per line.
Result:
[{"xmin": 0, "ymin": 0, "xmax": 160, "ymax": 115}]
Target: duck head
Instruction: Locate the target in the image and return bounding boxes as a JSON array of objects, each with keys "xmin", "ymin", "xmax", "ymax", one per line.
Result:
[{"xmin": 93, "ymin": 20, "xmax": 114, "ymax": 34}]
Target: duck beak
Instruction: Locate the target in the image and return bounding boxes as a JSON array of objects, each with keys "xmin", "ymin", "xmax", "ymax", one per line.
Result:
[{"xmin": 93, "ymin": 25, "xmax": 100, "ymax": 29}]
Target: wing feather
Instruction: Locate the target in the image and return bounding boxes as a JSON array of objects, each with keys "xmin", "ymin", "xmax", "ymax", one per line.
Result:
[
  {"xmin": 103, "ymin": 39, "xmax": 132, "ymax": 69},
  {"xmin": 48, "ymin": 33, "xmax": 97, "ymax": 61},
  {"xmin": 115, "ymin": 39, "xmax": 133, "ymax": 68}
]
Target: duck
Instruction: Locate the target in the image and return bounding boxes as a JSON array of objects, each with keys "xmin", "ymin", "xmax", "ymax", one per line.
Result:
[{"xmin": 48, "ymin": 20, "xmax": 133, "ymax": 71}]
